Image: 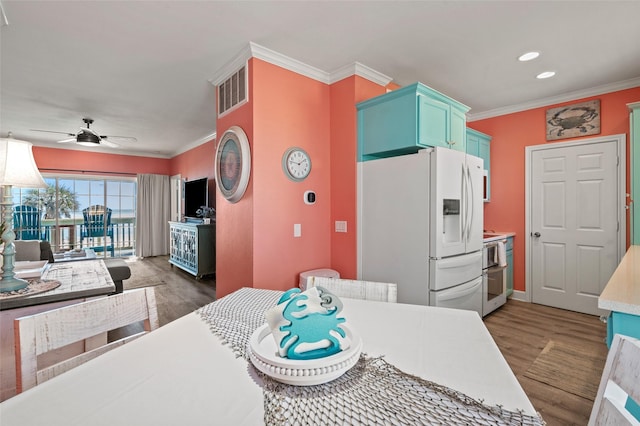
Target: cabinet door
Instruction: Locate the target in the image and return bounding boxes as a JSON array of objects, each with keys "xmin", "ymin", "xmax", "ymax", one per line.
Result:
[
  {"xmin": 466, "ymin": 132, "xmax": 480, "ymax": 157},
  {"xmin": 449, "ymin": 107, "xmax": 467, "ymax": 152},
  {"xmin": 479, "ymin": 138, "xmax": 490, "ymax": 200},
  {"xmin": 505, "ymin": 236, "xmax": 513, "ymax": 297},
  {"xmin": 359, "ymin": 94, "xmax": 418, "ymax": 157},
  {"xmin": 506, "ymin": 249, "xmax": 513, "ymax": 297},
  {"xmin": 418, "ymin": 95, "xmax": 449, "ymax": 149}
]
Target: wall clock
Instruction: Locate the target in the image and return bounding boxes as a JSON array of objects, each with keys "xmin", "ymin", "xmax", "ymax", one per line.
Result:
[
  {"xmin": 282, "ymin": 147, "xmax": 311, "ymax": 182},
  {"xmin": 215, "ymin": 126, "xmax": 251, "ymax": 203}
]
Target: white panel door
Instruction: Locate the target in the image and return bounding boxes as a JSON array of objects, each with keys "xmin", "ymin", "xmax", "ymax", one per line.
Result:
[
  {"xmin": 170, "ymin": 174, "xmax": 182, "ymax": 222},
  {"xmin": 530, "ymin": 139, "xmax": 619, "ymax": 315}
]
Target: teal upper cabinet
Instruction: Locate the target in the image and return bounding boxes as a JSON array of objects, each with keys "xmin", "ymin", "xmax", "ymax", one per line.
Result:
[
  {"xmin": 466, "ymin": 128, "xmax": 491, "ymax": 202},
  {"xmin": 357, "ymin": 82, "xmax": 470, "ymax": 161}
]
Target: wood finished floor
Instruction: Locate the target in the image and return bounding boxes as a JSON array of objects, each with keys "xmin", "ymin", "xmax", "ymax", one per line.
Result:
[
  {"xmin": 483, "ymin": 299, "xmax": 607, "ymax": 426},
  {"xmin": 133, "ymin": 257, "xmax": 607, "ymax": 426}
]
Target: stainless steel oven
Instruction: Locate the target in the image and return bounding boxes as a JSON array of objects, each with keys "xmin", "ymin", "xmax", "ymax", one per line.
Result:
[{"xmin": 482, "ymin": 239, "xmax": 507, "ymax": 316}]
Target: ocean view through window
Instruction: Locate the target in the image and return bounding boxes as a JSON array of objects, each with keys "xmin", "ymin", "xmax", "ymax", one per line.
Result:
[{"xmin": 11, "ymin": 175, "xmax": 136, "ymax": 257}]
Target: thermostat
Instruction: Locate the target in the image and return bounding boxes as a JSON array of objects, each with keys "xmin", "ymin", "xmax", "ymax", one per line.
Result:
[{"xmin": 304, "ymin": 190, "xmax": 316, "ymax": 205}]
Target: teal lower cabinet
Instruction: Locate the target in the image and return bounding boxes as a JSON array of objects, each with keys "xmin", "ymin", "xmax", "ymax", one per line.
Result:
[
  {"xmin": 605, "ymin": 310, "xmax": 640, "ymax": 422},
  {"xmin": 506, "ymin": 236, "xmax": 513, "ymax": 297},
  {"xmin": 606, "ymin": 311, "xmax": 640, "ymax": 348}
]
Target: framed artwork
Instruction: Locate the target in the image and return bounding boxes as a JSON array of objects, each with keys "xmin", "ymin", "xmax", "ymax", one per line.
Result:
[
  {"xmin": 215, "ymin": 126, "xmax": 251, "ymax": 203},
  {"xmin": 546, "ymin": 100, "xmax": 600, "ymax": 141}
]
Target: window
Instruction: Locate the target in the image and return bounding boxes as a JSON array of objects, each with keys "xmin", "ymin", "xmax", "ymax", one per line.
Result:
[{"xmin": 11, "ymin": 175, "xmax": 136, "ymax": 257}]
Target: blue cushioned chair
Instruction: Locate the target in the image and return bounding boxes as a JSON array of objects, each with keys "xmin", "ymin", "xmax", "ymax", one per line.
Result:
[
  {"xmin": 80, "ymin": 205, "xmax": 114, "ymax": 256},
  {"xmin": 13, "ymin": 205, "xmax": 45, "ymax": 240}
]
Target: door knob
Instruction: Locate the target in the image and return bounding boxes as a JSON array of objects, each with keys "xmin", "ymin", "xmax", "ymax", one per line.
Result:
[{"xmin": 532, "ymin": 232, "xmax": 541, "ymax": 238}]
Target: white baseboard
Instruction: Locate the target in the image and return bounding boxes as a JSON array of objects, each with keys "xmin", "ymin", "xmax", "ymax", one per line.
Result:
[{"xmin": 509, "ymin": 290, "xmax": 528, "ymax": 302}]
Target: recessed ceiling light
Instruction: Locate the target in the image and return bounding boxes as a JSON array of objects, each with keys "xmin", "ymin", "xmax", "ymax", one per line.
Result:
[
  {"xmin": 537, "ymin": 71, "xmax": 556, "ymax": 79},
  {"xmin": 518, "ymin": 51, "xmax": 540, "ymax": 61}
]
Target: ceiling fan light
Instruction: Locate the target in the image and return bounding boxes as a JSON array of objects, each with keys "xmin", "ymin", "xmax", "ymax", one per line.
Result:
[{"xmin": 76, "ymin": 130, "xmax": 101, "ymax": 146}]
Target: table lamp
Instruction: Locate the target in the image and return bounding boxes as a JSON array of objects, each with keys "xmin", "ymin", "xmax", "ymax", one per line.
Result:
[{"xmin": 0, "ymin": 135, "xmax": 47, "ymax": 292}]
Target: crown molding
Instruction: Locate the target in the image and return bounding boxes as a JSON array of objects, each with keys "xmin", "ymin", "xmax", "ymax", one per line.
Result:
[
  {"xmin": 172, "ymin": 132, "xmax": 217, "ymax": 157},
  {"xmin": 329, "ymin": 62, "xmax": 393, "ymax": 86},
  {"xmin": 249, "ymin": 42, "xmax": 331, "ymax": 84},
  {"xmin": 210, "ymin": 42, "xmax": 394, "ymax": 88},
  {"xmin": 468, "ymin": 76, "xmax": 640, "ymax": 121},
  {"xmin": 208, "ymin": 45, "xmax": 252, "ymax": 87}
]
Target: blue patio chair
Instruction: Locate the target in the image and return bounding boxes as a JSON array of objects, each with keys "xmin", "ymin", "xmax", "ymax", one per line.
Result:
[
  {"xmin": 80, "ymin": 205, "xmax": 115, "ymax": 256},
  {"xmin": 13, "ymin": 205, "xmax": 45, "ymax": 240}
]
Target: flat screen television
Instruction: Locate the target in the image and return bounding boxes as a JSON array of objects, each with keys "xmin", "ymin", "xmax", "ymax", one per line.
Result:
[{"xmin": 184, "ymin": 177, "xmax": 208, "ymax": 218}]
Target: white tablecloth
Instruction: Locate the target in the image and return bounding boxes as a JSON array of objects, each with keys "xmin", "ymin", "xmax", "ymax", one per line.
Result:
[{"xmin": 0, "ymin": 289, "xmax": 536, "ymax": 425}]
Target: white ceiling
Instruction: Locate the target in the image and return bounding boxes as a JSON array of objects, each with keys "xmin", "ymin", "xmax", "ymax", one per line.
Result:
[{"xmin": 2, "ymin": 1, "xmax": 640, "ymax": 158}]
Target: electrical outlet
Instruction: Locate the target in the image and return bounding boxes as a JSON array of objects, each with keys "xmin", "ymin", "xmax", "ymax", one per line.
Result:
[{"xmin": 335, "ymin": 221, "xmax": 347, "ymax": 233}]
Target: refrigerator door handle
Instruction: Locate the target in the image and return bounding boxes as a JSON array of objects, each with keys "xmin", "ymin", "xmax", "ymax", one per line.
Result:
[
  {"xmin": 461, "ymin": 163, "xmax": 467, "ymax": 241},
  {"xmin": 467, "ymin": 164, "xmax": 474, "ymax": 243}
]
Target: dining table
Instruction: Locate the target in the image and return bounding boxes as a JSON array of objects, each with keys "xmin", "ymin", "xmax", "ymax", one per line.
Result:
[{"xmin": 0, "ymin": 287, "xmax": 543, "ymax": 425}]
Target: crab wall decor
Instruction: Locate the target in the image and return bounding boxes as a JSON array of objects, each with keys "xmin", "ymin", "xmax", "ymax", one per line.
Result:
[{"xmin": 546, "ymin": 99, "xmax": 601, "ymax": 141}]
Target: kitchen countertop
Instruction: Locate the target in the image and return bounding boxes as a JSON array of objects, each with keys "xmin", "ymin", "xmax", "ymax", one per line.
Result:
[
  {"xmin": 483, "ymin": 231, "xmax": 516, "ymax": 243},
  {"xmin": 599, "ymin": 245, "xmax": 640, "ymax": 315}
]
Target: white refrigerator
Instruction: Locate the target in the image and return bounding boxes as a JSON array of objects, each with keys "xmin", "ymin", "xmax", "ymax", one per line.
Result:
[{"xmin": 358, "ymin": 147, "xmax": 484, "ymax": 315}]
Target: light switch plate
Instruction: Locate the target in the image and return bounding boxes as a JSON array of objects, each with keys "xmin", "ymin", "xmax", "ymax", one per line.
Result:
[{"xmin": 294, "ymin": 223, "xmax": 302, "ymax": 237}]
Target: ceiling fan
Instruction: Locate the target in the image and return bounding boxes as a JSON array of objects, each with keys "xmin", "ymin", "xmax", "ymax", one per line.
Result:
[{"xmin": 31, "ymin": 117, "xmax": 137, "ymax": 148}]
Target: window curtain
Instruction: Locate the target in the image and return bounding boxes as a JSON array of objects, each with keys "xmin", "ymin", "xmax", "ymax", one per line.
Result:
[{"xmin": 135, "ymin": 174, "xmax": 170, "ymax": 257}]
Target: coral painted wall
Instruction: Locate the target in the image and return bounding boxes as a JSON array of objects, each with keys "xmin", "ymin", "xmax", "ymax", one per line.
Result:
[
  {"xmin": 32, "ymin": 146, "xmax": 172, "ymax": 175},
  {"xmin": 329, "ymin": 76, "xmax": 387, "ymax": 279},
  {"xmin": 250, "ymin": 59, "xmax": 331, "ymax": 293},
  {"xmin": 214, "ymin": 61, "xmax": 389, "ymax": 297},
  {"xmin": 214, "ymin": 61, "xmax": 255, "ymax": 298},
  {"xmin": 470, "ymin": 86, "xmax": 640, "ymax": 293},
  {"xmin": 170, "ymin": 139, "xmax": 217, "ymax": 208}
]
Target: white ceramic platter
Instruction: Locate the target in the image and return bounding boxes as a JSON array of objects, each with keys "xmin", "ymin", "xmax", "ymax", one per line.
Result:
[
  {"xmin": 14, "ymin": 260, "xmax": 48, "ymax": 279},
  {"xmin": 247, "ymin": 323, "xmax": 362, "ymax": 386}
]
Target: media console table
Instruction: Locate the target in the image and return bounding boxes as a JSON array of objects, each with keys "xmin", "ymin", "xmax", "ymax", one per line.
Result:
[{"xmin": 168, "ymin": 221, "xmax": 215, "ymax": 279}]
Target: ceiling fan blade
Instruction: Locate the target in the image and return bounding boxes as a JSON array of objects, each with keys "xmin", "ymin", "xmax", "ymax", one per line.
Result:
[
  {"xmin": 101, "ymin": 135, "xmax": 137, "ymax": 142},
  {"xmin": 31, "ymin": 129, "xmax": 76, "ymax": 137},
  {"xmin": 57, "ymin": 138, "xmax": 76, "ymax": 144},
  {"xmin": 100, "ymin": 139, "xmax": 120, "ymax": 148}
]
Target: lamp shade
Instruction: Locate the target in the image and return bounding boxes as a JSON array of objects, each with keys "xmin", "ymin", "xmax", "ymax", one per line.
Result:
[{"xmin": 0, "ymin": 138, "xmax": 47, "ymax": 188}]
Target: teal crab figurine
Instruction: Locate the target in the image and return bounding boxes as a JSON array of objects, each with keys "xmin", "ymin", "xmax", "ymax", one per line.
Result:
[{"xmin": 265, "ymin": 286, "xmax": 350, "ymax": 360}]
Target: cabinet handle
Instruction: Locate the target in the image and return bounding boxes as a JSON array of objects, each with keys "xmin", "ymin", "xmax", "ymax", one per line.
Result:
[{"xmin": 448, "ymin": 140, "xmax": 456, "ymax": 146}]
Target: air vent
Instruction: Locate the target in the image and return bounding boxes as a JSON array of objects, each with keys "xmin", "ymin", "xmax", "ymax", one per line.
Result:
[{"xmin": 218, "ymin": 65, "xmax": 247, "ymax": 116}]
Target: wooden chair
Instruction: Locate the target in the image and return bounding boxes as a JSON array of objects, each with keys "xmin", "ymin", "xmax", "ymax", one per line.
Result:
[
  {"xmin": 13, "ymin": 205, "xmax": 45, "ymax": 240},
  {"xmin": 14, "ymin": 288, "xmax": 159, "ymax": 393},
  {"xmin": 308, "ymin": 276, "xmax": 398, "ymax": 303},
  {"xmin": 588, "ymin": 334, "xmax": 640, "ymax": 426},
  {"xmin": 80, "ymin": 205, "xmax": 115, "ymax": 256}
]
